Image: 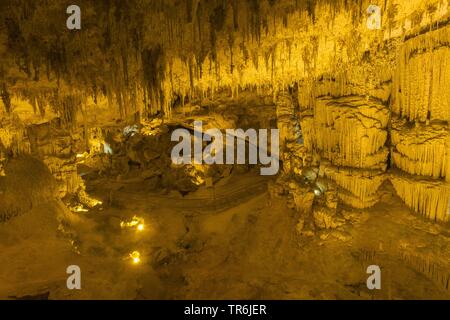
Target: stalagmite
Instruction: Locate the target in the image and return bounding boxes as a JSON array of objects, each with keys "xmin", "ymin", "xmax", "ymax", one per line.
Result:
[
  {"xmin": 0, "ymin": 0, "xmax": 450, "ymax": 301},
  {"xmin": 276, "ymin": 92, "xmax": 301, "ymax": 152},
  {"xmin": 43, "ymin": 156, "xmax": 81, "ymax": 197}
]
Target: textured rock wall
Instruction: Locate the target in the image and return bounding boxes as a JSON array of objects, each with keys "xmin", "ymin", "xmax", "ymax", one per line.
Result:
[
  {"xmin": 291, "ymin": 20, "xmax": 450, "ymax": 221},
  {"xmin": 314, "ymin": 97, "xmax": 388, "ymax": 209},
  {"xmin": 26, "ymin": 119, "xmax": 82, "ymax": 198},
  {"xmin": 391, "ymin": 119, "xmax": 449, "ymax": 181},
  {"xmin": 393, "ymin": 25, "xmax": 450, "ymax": 122},
  {"xmin": 390, "ymin": 24, "xmax": 450, "ymax": 222},
  {"xmin": 0, "ymin": 156, "xmax": 57, "ymax": 222},
  {"xmin": 391, "ymin": 175, "xmax": 449, "ymax": 222},
  {"xmin": 0, "ymin": 116, "xmax": 82, "ymax": 199},
  {"xmin": 321, "ymin": 162, "xmax": 387, "ymax": 209},
  {"xmin": 314, "ymin": 96, "xmax": 389, "ymax": 170}
]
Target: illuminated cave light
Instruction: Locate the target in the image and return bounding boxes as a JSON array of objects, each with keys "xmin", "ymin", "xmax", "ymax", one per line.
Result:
[
  {"xmin": 1, "ymin": 0, "xmax": 450, "ymax": 301},
  {"xmin": 68, "ymin": 204, "xmax": 89, "ymax": 213},
  {"xmin": 103, "ymin": 142, "xmax": 113, "ymax": 155},
  {"xmin": 67, "ymin": 191, "xmax": 103, "ymax": 213},
  {"xmin": 75, "ymin": 205, "xmax": 89, "ymax": 212},
  {"xmin": 120, "ymin": 215, "xmax": 145, "ymax": 232},
  {"xmin": 123, "ymin": 125, "xmax": 139, "ymax": 137},
  {"xmin": 313, "ymin": 182, "xmax": 327, "ymax": 197},
  {"xmin": 129, "ymin": 251, "xmax": 141, "ymax": 265}
]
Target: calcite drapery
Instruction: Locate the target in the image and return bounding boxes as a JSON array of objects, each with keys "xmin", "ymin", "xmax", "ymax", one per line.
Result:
[
  {"xmin": 295, "ymin": 95, "xmax": 390, "ymax": 209},
  {"xmin": 0, "ymin": 119, "xmax": 30, "ymax": 156},
  {"xmin": 391, "ymin": 173, "xmax": 449, "ymax": 222},
  {"xmin": 391, "ymin": 119, "xmax": 450, "ymax": 181},
  {"xmin": 393, "ymin": 25, "xmax": 450, "ymax": 123},
  {"xmin": 389, "ymin": 23, "xmax": 450, "ymax": 222},
  {"xmin": 27, "ymin": 119, "xmax": 81, "ymax": 197},
  {"xmin": 313, "ymin": 96, "xmax": 389, "ymax": 170},
  {"xmin": 320, "ymin": 162, "xmax": 387, "ymax": 209},
  {"xmin": 276, "ymin": 92, "xmax": 301, "ymax": 150}
]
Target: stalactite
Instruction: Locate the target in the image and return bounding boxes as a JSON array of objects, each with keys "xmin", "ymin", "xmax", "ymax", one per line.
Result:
[
  {"xmin": 56, "ymin": 95, "xmax": 79, "ymax": 128},
  {"xmin": 43, "ymin": 156, "xmax": 81, "ymax": 196},
  {"xmin": 232, "ymin": 0, "xmax": 239, "ymax": 30},
  {"xmin": 313, "ymin": 96, "xmax": 389, "ymax": 170},
  {"xmin": 393, "ymin": 24, "xmax": 450, "ymax": 122},
  {"xmin": 31, "ymin": 95, "xmax": 38, "ymax": 114},
  {"xmin": 321, "ymin": 162, "xmax": 387, "ymax": 205},
  {"xmin": 391, "ymin": 118, "xmax": 450, "ymax": 181},
  {"xmin": 36, "ymin": 95, "xmax": 46, "ymax": 117},
  {"xmin": 141, "ymin": 45, "xmax": 167, "ymax": 116},
  {"xmin": 0, "ymin": 0, "xmax": 414, "ymax": 119},
  {"xmin": 299, "ymin": 75, "xmax": 392, "ymax": 109},
  {"xmin": 337, "ymin": 188, "xmax": 381, "ymax": 209},
  {"xmin": 186, "ymin": 0, "xmax": 193, "ymax": 23},
  {"xmin": 298, "ymin": 79, "xmax": 316, "ymax": 111},
  {"xmin": 1, "ymin": 83, "xmax": 11, "ymax": 114},
  {"xmin": 299, "ymin": 114, "xmax": 315, "ymax": 151},
  {"xmin": 247, "ymin": 0, "xmax": 261, "ymax": 43},
  {"xmin": 0, "ymin": 116, "xmax": 30, "ymax": 156}
]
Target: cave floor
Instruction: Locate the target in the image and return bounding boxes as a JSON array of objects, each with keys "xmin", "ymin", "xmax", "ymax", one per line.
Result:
[{"xmin": 1, "ymin": 171, "xmax": 449, "ymax": 300}]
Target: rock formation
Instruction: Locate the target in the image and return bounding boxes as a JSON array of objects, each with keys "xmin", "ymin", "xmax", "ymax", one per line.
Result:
[{"xmin": 0, "ymin": 0, "xmax": 449, "ymax": 300}]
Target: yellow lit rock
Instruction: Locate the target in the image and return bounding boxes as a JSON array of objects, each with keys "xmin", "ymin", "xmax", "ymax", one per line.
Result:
[
  {"xmin": 312, "ymin": 96, "xmax": 390, "ymax": 170},
  {"xmin": 391, "ymin": 173, "xmax": 450, "ymax": 222},
  {"xmin": 120, "ymin": 216, "xmax": 145, "ymax": 231},
  {"xmin": 391, "ymin": 119, "xmax": 450, "ymax": 181},
  {"xmin": 0, "ymin": 0, "xmax": 449, "ymax": 301},
  {"xmin": 321, "ymin": 162, "xmax": 387, "ymax": 208},
  {"xmin": 393, "ymin": 25, "xmax": 450, "ymax": 122},
  {"xmin": 130, "ymin": 251, "xmax": 141, "ymax": 264}
]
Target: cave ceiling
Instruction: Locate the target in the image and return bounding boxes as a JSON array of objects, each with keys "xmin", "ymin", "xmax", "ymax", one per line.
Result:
[{"xmin": 0, "ymin": 0, "xmax": 447, "ymax": 122}]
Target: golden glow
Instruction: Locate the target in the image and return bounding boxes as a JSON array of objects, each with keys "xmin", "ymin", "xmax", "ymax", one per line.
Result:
[
  {"xmin": 76, "ymin": 188, "xmax": 104, "ymax": 209},
  {"xmin": 69, "ymin": 204, "xmax": 89, "ymax": 213},
  {"xmin": 120, "ymin": 215, "xmax": 145, "ymax": 231},
  {"xmin": 130, "ymin": 251, "xmax": 141, "ymax": 264}
]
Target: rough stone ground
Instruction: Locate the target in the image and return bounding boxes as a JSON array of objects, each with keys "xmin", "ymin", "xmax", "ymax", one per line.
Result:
[{"xmin": 0, "ymin": 171, "xmax": 449, "ymax": 299}]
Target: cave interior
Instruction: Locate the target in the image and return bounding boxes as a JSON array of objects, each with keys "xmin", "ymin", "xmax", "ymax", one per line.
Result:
[{"xmin": 0, "ymin": 0, "xmax": 449, "ymax": 300}]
